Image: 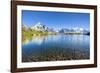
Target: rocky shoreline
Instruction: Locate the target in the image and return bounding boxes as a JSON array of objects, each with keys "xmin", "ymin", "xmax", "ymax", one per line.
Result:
[{"xmin": 22, "ymin": 49, "xmax": 89, "ymax": 62}]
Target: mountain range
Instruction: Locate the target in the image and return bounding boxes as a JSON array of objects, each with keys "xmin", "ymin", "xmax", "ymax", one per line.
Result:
[{"xmin": 24, "ymin": 22, "xmax": 90, "ymax": 35}]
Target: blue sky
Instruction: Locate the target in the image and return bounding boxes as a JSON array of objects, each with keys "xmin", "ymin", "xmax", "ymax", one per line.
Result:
[{"xmin": 22, "ymin": 10, "xmax": 90, "ymax": 31}]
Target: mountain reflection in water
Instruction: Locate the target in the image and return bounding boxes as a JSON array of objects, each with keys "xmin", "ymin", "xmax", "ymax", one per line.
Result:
[{"xmin": 22, "ymin": 34, "xmax": 90, "ymax": 62}]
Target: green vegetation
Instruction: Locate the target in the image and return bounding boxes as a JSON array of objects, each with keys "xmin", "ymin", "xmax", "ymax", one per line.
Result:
[
  {"xmin": 22, "ymin": 27, "xmax": 48, "ymax": 36},
  {"xmin": 22, "ymin": 26, "xmax": 49, "ymax": 42},
  {"xmin": 22, "ymin": 25, "xmax": 58, "ymax": 39},
  {"xmin": 30, "ymin": 29, "xmax": 48, "ymax": 36}
]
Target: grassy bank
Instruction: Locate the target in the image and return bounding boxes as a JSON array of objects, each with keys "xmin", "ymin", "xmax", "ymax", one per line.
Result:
[{"xmin": 22, "ymin": 27, "xmax": 49, "ymax": 41}]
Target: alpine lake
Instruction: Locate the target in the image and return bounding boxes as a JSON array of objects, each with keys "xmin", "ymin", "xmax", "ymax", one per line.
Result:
[{"xmin": 22, "ymin": 33, "xmax": 90, "ymax": 62}]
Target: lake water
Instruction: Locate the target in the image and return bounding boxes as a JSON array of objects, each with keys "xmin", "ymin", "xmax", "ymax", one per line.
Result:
[{"xmin": 22, "ymin": 34, "xmax": 90, "ymax": 62}]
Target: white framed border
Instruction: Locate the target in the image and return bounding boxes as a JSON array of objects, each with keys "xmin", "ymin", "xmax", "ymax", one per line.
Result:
[{"xmin": 17, "ymin": 5, "xmax": 94, "ymax": 68}]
